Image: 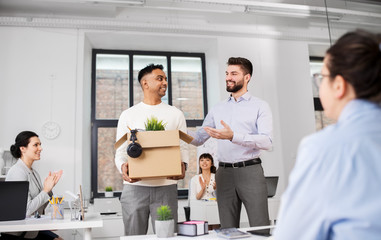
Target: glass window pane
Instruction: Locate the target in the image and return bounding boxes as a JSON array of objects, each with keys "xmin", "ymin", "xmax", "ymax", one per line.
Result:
[
  {"xmin": 97, "ymin": 127, "xmax": 123, "ymax": 193},
  {"xmin": 178, "ymin": 127, "xmax": 198, "ymax": 190},
  {"xmin": 310, "ymin": 60, "xmax": 324, "ymax": 98},
  {"xmin": 315, "ymin": 111, "xmax": 336, "ymax": 131},
  {"xmin": 96, "ymin": 54, "xmax": 129, "ymax": 119},
  {"xmin": 93, "ymin": 51, "xmax": 207, "ymax": 197},
  {"xmin": 133, "ymin": 55, "xmax": 168, "ymax": 105},
  {"xmin": 171, "ymin": 57, "xmax": 204, "ymax": 120},
  {"xmin": 315, "ymin": 111, "xmax": 324, "ymax": 131}
]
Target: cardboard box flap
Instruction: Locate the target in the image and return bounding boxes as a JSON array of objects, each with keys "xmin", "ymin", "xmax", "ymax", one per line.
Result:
[
  {"xmin": 114, "ymin": 133, "xmax": 127, "ymax": 150},
  {"xmin": 179, "ymin": 130, "xmax": 194, "ymax": 144},
  {"xmin": 135, "ymin": 130, "xmax": 180, "ymax": 148},
  {"xmin": 114, "ymin": 130, "xmax": 193, "ymax": 150}
]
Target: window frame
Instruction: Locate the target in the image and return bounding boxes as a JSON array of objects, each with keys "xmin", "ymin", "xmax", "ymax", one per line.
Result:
[
  {"xmin": 91, "ymin": 49, "xmax": 208, "ymax": 199},
  {"xmin": 310, "ymin": 56, "xmax": 324, "ymax": 111}
]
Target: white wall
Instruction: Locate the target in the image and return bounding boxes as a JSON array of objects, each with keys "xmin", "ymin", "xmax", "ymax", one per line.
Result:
[
  {"xmin": 0, "ymin": 27, "xmax": 81, "ymax": 196},
  {"xmin": 0, "ymin": 26, "xmax": 316, "ymax": 198}
]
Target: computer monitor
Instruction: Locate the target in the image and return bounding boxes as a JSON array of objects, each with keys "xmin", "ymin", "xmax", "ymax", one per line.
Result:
[
  {"xmin": 265, "ymin": 176, "xmax": 279, "ymax": 198},
  {"xmin": 0, "ymin": 181, "xmax": 29, "ymax": 221}
]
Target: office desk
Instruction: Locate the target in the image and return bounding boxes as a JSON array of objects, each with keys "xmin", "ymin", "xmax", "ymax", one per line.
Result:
[
  {"xmin": 190, "ymin": 198, "xmax": 280, "ymax": 225},
  {"xmin": 120, "ymin": 225, "xmax": 275, "ymax": 239},
  {"xmin": 0, "ymin": 213, "xmax": 103, "ymax": 240}
]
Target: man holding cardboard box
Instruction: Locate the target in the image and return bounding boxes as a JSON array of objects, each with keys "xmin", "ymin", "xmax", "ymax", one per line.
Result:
[
  {"xmin": 114, "ymin": 64, "xmax": 189, "ymax": 236},
  {"xmin": 189, "ymin": 57, "xmax": 273, "ymax": 229}
]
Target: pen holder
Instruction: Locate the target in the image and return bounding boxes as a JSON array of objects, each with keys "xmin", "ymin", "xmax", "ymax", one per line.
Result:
[{"xmin": 51, "ymin": 203, "xmax": 64, "ymax": 220}]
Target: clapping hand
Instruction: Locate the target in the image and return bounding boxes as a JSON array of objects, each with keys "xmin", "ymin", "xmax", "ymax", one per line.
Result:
[
  {"xmin": 53, "ymin": 170, "xmax": 63, "ymax": 184},
  {"xmin": 199, "ymin": 176, "xmax": 206, "ymax": 191},
  {"xmin": 43, "ymin": 170, "xmax": 63, "ymax": 193}
]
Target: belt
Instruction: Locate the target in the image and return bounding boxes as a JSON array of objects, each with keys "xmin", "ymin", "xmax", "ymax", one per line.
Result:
[{"xmin": 219, "ymin": 158, "xmax": 261, "ymax": 168}]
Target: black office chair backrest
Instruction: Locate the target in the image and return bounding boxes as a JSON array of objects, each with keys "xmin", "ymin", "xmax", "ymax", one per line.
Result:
[{"xmin": 265, "ymin": 176, "xmax": 279, "ymax": 198}]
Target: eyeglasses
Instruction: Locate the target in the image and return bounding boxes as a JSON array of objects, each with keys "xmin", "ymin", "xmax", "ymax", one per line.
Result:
[{"xmin": 314, "ymin": 73, "xmax": 331, "ymax": 85}]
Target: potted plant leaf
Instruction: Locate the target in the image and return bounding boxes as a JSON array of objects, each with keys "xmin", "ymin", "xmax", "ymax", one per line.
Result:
[
  {"xmin": 145, "ymin": 116, "xmax": 167, "ymax": 131},
  {"xmin": 104, "ymin": 186, "xmax": 114, "ymax": 197},
  {"xmin": 155, "ymin": 205, "xmax": 174, "ymax": 238}
]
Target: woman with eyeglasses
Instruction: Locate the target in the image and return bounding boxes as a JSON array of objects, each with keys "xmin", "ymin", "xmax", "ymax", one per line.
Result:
[{"xmin": 274, "ymin": 29, "xmax": 381, "ymax": 240}]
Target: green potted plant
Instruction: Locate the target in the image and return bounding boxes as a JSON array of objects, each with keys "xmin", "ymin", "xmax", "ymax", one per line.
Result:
[
  {"xmin": 145, "ymin": 116, "xmax": 167, "ymax": 131},
  {"xmin": 104, "ymin": 186, "xmax": 113, "ymax": 197},
  {"xmin": 155, "ymin": 205, "xmax": 174, "ymax": 238}
]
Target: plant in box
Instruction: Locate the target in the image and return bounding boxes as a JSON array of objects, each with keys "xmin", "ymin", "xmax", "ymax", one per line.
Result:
[
  {"xmin": 145, "ymin": 116, "xmax": 167, "ymax": 131},
  {"xmin": 104, "ymin": 186, "xmax": 113, "ymax": 197},
  {"xmin": 126, "ymin": 116, "xmax": 167, "ymax": 159},
  {"xmin": 155, "ymin": 205, "xmax": 174, "ymax": 238}
]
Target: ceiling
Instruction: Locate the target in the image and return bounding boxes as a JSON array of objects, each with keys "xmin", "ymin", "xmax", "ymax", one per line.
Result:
[{"xmin": 0, "ymin": 0, "xmax": 380, "ymax": 41}]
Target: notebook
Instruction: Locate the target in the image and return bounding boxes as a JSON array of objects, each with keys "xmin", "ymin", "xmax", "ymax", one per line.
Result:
[
  {"xmin": 215, "ymin": 228, "xmax": 251, "ymax": 239},
  {"xmin": 0, "ymin": 181, "xmax": 29, "ymax": 221},
  {"xmin": 265, "ymin": 176, "xmax": 279, "ymax": 198}
]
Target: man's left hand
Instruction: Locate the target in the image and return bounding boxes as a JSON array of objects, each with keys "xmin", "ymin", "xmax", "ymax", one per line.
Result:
[
  {"xmin": 204, "ymin": 120, "xmax": 233, "ymax": 140},
  {"xmin": 167, "ymin": 162, "xmax": 186, "ymax": 180}
]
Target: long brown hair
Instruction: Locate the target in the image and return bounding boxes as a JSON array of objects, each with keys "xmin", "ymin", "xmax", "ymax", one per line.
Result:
[{"xmin": 198, "ymin": 153, "xmax": 217, "ymax": 174}]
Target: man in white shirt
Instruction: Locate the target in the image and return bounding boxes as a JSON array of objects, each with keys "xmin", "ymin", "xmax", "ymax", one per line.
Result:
[{"xmin": 114, "ymin": 64, "xmax": 189, "ymax": 235}]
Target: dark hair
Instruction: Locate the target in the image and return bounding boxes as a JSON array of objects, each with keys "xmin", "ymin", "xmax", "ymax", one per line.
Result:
[
  {"xmin": 198, "ymin": 153, "xmax": 216, "ymax": 174},
  {"xmin": 137, "ymin": 64, "xmax": 164, "ymax": 83},
  {"xmin": 326, "ymin": 29, "xmax": 381, "ymax": 102},
  {"xmin": 10, "ymin": 131, "xmax": 38, "ymax": 159},
  {"xmin": 227, "ymin": 57, "xmax": 253, "ymax": 76}
]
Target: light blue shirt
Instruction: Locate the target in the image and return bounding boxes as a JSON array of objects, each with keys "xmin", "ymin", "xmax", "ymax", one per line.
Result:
[
  {"xmin": 189, "ymin": 92, "xmax": 273, "ymax": 163},
  {"xmin": 274, "ymin": 99, "xmax": 381, "ymax": 240}
]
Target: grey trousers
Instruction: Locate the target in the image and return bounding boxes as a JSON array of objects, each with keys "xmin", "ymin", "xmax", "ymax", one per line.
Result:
[
  {"xmin": 216, "ymin": 164, "xmax": 269, "ymax": 228},
  {"xmin": 120, "ymin": 184, "xmax": 178, "ymax": 236}
]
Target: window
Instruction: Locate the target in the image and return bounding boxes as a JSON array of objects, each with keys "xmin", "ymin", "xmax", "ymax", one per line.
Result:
[
  {"xmin": 91, "ymin": 50, "xmax": 207, "ymax": 198},
  {"xmin": 309, "ymin": 57, "xmax": 336, "ymax": 131}
]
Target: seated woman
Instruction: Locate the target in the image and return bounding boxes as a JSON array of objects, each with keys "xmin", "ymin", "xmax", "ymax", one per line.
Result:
[
  {"xmin": 1, "ymin": 131, "xmax": 63, "ymax": 240},
  {"xmin": 190, "ymin": 153, "xmax": 217, "ymax": 200}
]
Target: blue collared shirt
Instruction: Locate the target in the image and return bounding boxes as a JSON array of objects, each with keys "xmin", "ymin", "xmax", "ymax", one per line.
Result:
[
  {"xmin": 189, "ymin": 92, "xmax": 273, "ymax": 163},
  {"xmin": 274, "ymin": 99, "xmax": 381, "ymax": 240}
]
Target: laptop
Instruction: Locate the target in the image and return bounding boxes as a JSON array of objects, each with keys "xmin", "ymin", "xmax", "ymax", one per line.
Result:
[
  {"xmin": 265, "ymin": 176, "xmax": 279, "ymax": 198},
  {"xmin": 0, "ymin": 181, "xmax": 29, "ymax": 221}
]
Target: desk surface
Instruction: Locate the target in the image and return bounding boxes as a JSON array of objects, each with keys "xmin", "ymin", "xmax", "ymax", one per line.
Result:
[
  {"xmin": 120, "ymin": 226, "xmax": 275, "ymax": 239},
  {"xmin": 0, "ymin": 213, "xmax": 103, "ymax": 232},
  {"xmin": 189, "ymin": 198, "xmax": 280, "ymax": 225}
]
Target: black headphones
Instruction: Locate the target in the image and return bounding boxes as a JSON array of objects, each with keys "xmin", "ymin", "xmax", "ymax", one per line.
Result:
[{"xmin": 126, "ymin": 129, "xmax": 142, "ymax": 158}]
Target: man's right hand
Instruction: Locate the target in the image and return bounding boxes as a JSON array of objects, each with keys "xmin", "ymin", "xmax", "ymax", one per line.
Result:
[{"xmin": 121, "ymin": 162, "xmax": 141, "ymax": 183}]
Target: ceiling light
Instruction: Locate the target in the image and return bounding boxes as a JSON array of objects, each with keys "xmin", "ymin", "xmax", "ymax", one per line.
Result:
[
  {"xmin": 245, "ymin": 6, "xmax": 342, "ymax": 20},
  {"xmin": 83, "ymin": 0, "xmax": 145, "ymax": 5}
]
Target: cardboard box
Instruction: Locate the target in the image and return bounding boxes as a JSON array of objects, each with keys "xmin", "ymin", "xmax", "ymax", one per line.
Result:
[{"xmin": 114, "ymin": 130, "xmax": 193, "ymax": 179}]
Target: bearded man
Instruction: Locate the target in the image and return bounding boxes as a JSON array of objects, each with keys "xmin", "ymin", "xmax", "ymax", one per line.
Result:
[{"xmin": 189, "ymin": 57, "xmax": 273, "ymax": 229}]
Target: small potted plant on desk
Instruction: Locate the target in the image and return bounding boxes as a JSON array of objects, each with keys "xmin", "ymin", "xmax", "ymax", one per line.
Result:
[
  {"xmin": 104, "ymin": 186, "xmax": 114, "ymax": 197},
  {"xmin": 155, "ymin": 205, "xmax": 174, "ymax": 238}
]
